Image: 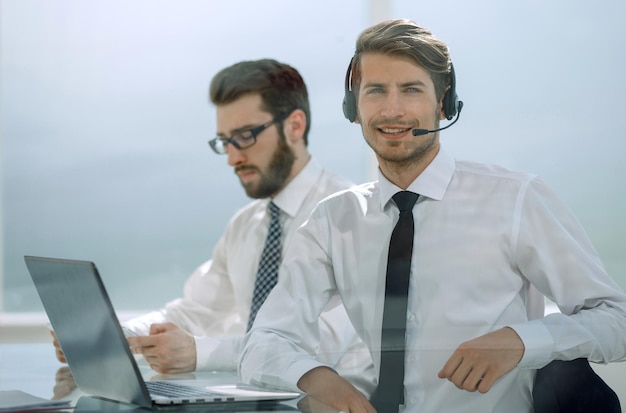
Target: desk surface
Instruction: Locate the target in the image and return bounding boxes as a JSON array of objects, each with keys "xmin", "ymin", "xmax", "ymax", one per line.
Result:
[{"xmin": 0, "ymin": 343, "xmax": 330, "ymax": 413}]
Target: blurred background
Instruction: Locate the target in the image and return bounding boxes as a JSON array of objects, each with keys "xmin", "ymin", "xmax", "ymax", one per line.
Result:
[{"xmin": 2, "ymin": 0, "xmax": 625, "ymax": 317}]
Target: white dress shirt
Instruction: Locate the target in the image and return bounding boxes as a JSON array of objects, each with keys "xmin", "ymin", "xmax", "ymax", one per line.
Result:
[
  {"xmin": 240, "ymin": 148, "xmax": 626, "ymax": 412},
  {"xmin": 124, "ymin": 159, "xmax": 376, "ymax": 394}
]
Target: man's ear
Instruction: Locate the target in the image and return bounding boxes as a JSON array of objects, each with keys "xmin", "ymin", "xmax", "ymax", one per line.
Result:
[
  {"xmin": 353, "ymin": 100, "xmax": 361, "ymax": 124},
  {"xmin": 284, "ymin": 109, "xmax": 306, "ymax": 144},
  {"xmin": 439, "ymin": 87, "xmax": 449, "ymax": 120},
  {"xmin": 439, "ymin": 101, "xmax": 447, "ymax": 120}
]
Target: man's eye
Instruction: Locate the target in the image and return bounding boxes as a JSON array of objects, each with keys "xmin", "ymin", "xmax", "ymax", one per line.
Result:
[
  {"xmin": 406, "ymin": 87, "xmax": 422, "ymax": 93},
  {"xmin": 235, "ymin": 132, "xmax": 255, "ymax": 143}
]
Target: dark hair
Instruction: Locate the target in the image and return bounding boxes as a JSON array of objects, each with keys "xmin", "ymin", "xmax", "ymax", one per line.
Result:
[
  {"xmin": 209, "ymin": 59, "xmax": 311, "ymax": 145},
  {"xmin": 352, "ymin": 19, "xmax": 452, "ymax": 103}
]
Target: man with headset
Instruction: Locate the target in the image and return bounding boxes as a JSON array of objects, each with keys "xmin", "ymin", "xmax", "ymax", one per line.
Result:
[
  {"xmin": 240, "ymin": 19, "xmax": 626, "ymax": 412},
  {"xmin": 52, "ymin": 58, "xmax": 376, "ymax": 395}
]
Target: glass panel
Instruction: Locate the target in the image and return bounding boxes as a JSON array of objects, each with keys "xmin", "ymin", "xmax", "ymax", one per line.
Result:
[
  {"xmin": 393, "ymin": 0, "xmax": 626, "ymax": 291},
  {"xmin": 1, "ymin": 0, "xmax": 369, "ymax": 312}
]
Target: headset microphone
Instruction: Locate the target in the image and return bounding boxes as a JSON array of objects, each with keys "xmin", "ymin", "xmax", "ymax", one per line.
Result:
[{"xmin": 412, "ymin": 101, "xmax": 464, "ymax": 136}]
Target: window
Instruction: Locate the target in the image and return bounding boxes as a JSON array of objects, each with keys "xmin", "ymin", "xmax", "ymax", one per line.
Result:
[
  {"xmin": 1, "ymin": 0, "xmax": 371, "ymax": 315},
  {"xmin": 2, "ymin": 0, "xmax": 625, "ymax": 318}
]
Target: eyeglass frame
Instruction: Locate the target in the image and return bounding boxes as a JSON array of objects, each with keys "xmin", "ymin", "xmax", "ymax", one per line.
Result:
[{"xmin": 208, "ymin": 111, "xmax": 292, "ymax": 155}]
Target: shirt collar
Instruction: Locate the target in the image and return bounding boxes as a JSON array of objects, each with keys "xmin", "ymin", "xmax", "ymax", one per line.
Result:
[
  {"xmin": 378, "ymin": 147, "xmax": 455, "ymax": 209},
  {"xmin": 270, "ymin": 157, "xmax": 321, "ymax": 218}
]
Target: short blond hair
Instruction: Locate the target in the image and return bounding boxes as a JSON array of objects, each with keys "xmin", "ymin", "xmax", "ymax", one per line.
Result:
[{"xmin": 351, "ymin": 19, "xmax": 452, "ymax": 103}]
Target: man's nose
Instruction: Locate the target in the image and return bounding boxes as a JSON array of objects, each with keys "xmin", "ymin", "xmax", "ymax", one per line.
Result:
[
  {"xmin": 227, "ymin": 144, "xmax": 245, "ymax": 166},
  {"xmin": 380, "ymin": 90, "xmax": 405, "ymax": 118}
]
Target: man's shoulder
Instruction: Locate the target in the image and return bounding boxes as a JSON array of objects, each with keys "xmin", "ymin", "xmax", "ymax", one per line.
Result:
[
  {"xmin": 454, "ymin": 159, "xmax": 537, "ymax": 184},
  {"xmin": 319, "ymin": 180, "xmax": 377, "ymax": 206},
  {"xmin": 304, "ymin": 181, "xmax": 378, "ymax": 225},
  {"xmin": 450, "ymin": 159, "xmax": 549, "ymax": 203},
  {"xmin": 317, "ymin": 168, "xmax": 356, "ymax": 194}
]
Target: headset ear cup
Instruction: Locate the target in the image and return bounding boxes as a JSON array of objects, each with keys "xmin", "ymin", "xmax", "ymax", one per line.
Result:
[
  {"xmin": 443, "ymin": 63, "xmax": 459, "ymax": 120},
  {"xmin": 443, "ymin": 89, "xmax": 458, "ymax": 120},
  {"xmin": 342, "ymin": 57, "xmax": 357, "ymax": 122},
  {"xmin": 343, "ymin": 92, "xmax": 356, "ymax": 122}
]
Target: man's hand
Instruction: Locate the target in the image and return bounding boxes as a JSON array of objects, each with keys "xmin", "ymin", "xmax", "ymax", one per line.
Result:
[
  {"xmin": 297, "ymin": 366, "xmax": 376, "ymax": 413},
  {"xmin": 127, "ymin": 322, "xmax": 197, "ymax": 374},
  {"xmin": 52, "ymin": 366, "xmax": 76, "ymax": 400},
  {"xmin": 50, "ymin": 331, "xmax": 67, "ymax": 363},
  {"xmin": 438, "ymin": 327, "xmax": 524, "ymax": 393}
]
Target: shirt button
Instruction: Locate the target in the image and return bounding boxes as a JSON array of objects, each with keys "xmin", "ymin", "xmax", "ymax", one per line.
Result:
[
  {"xmin": 410, "ymin": 396, "xmax": 418, "ymax": 405},
  {"xmin": 407, "ymin": 354, "xmax": 416, "ymax": 363},
  {"xmin": 407, "ymin": 313, "xmax": 416, "ymax": 322}
]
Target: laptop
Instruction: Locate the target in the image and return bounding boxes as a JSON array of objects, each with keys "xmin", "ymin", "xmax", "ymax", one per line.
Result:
[{"xmin": 24, "ymin": 255, "xmax": 300, "ymax": 408}]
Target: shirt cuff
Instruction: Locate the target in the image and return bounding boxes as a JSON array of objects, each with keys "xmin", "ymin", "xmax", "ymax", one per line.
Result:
[
  {"xmin": 507, "ymin": 319, "xmax": 554, "ymax": 369},
  {"xmin": 122, "ymin": 310, "xmax": 167, "ymax": 336}
]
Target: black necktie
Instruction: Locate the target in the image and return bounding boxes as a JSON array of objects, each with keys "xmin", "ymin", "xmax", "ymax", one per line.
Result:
[
  {"xmin": 247, "ymin": 202, "xmax": 282, "ymax": 332},
  {"xmin": 370, "ymin": 191, "xmax": 419, "ymax": 412}
]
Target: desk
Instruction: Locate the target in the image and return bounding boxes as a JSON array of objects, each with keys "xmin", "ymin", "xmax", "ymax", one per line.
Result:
[{"xmin": 0, "ymin": 343, "xmax": 334, "ymax": 413}]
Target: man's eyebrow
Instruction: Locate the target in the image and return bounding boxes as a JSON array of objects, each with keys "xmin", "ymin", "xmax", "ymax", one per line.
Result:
[
  {"xmin": 361, "ymin": 80, "xmax": 428, "ymax": 88},
  {"xmin": 217, "ymin": 123, "xmax": 257, "ymax": 138},
  {"xmin": 400, "ymin": 80, "xmax": 428, "ymax": 88},
  {"xmin": 361, "ymin": 81, "xmax": 386, "ymax": 89}
]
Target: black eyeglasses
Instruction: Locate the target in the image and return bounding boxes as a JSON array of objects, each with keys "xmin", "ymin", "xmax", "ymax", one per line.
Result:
[{"xmin": 208, "ymin": 112, "xmax": 290, "ymax": 155}]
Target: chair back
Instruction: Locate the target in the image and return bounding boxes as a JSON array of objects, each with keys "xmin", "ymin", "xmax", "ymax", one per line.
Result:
[{"xmin": 533, "ymin": 358, "xmax": 621, "ymax": 413}]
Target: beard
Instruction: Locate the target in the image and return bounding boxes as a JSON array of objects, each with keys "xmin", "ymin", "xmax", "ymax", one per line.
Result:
[
  {"xmin": 239, "ymin": 132, "xmax": 296, "ymax": 199},
  {"xmin": 369, "ymin": 131, "xmax": 438, "ymax": 165}
]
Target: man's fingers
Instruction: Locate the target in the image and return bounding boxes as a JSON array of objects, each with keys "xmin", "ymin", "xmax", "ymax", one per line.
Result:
[
  {"xmin": 127, "ymin": 324, "xmax": 196, "ymax": 374},
  {"xmin": 439, "ymin": 328, "xmax": 525, "ymax": 394},
  {"xmin": 461, "ymin": 367, "xmax": 486, "ymax": 392},
  {"xmin": 442, "ymin": 357, "xmax": 486, "ymax": 392},
  {"xmin": 448, "ymin": 360, "xmax": 472, "ymax": 388},
  {"xmin": 437, "ymin": 353, "xmax": 462, "ymax": 379},
  {"xmin": 149, "ymin": 322, "xmax": 173, "ymax": 335},
  {"xmin": 476, "ymin": 371, "xmax": 497, "ymax": 394},
  {"xmin": 51, "ymin": 331, "xmax": 68, "ymax": 363}
]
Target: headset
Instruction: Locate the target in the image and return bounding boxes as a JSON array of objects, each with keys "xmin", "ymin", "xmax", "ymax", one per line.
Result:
[{"xmin": 342, "ymin": 56, "xmax": 461, "ymax": 124}]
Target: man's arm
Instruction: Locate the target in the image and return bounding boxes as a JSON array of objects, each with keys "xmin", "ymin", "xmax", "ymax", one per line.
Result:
[
  {"xmin": 441, "ymin": 178, "xmax": 626, "ymax": 393},
  {"xmin": 120, "ymin": 234, "xmax": 242, "ymax": 372},
  {"xmin": 297, "ymin": 367, "xmax": 375, "ymax": 413},
  {"xmin": 241, "ymin": 193, "xmax": 378, "ymax": 399},
  {"xmin": 438, "ymin": 327, "xmax": 524, "ymax": 393},
  {"xmin": 511, "ymin": 178, "xmax": 626, "ymax": 368}
]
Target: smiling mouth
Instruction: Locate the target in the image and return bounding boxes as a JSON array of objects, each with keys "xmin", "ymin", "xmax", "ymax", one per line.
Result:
[{"xmin": 379, "ymin": 126, "xmax": 412, "ymax": 135}]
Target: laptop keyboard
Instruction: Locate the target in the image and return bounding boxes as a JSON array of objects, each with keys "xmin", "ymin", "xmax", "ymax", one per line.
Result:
[{"xmin": 146, "ymin": 381, "xmax": 226, "ymax": 399}]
